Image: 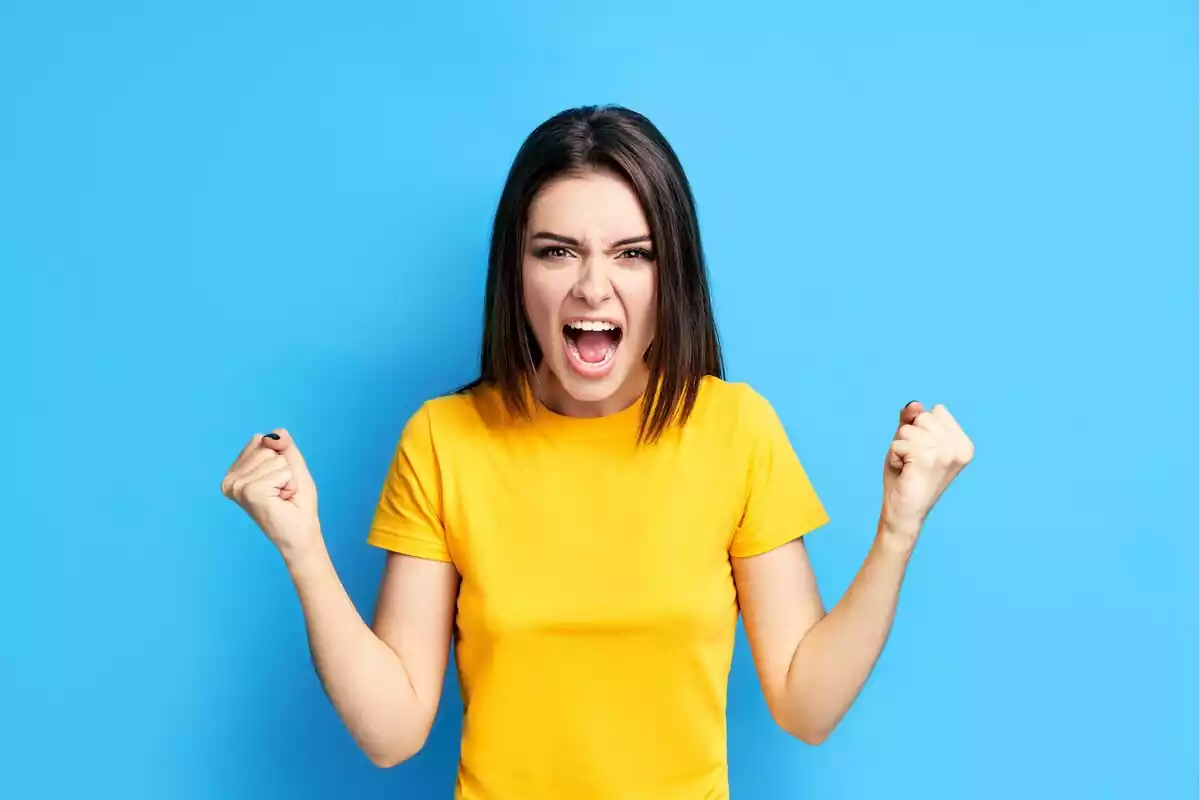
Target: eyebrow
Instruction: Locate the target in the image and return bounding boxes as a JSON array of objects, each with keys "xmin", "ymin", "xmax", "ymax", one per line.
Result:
[{"xmin": 530, "ymin": 231, "xmax": 653, "ymax": 248}]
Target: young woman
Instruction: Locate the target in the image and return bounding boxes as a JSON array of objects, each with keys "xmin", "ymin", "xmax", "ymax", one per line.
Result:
[{"xmin": 222, "ymin": 105, "xmax": 973, "ymax": 799}]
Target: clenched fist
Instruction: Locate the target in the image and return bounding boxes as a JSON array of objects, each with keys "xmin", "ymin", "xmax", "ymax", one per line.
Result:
[
  {"xmin": 221, "ymin": 428, "xmax": 321, "ymax": 554},
  {"xmin": 880, "ymin": 401, "xmax": 974, "ymax": 545}
]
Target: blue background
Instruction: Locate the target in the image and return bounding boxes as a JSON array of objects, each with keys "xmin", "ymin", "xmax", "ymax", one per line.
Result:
[{"xmin": 2, "ymin": 2, "xmax": 1195, "ymax": 798}]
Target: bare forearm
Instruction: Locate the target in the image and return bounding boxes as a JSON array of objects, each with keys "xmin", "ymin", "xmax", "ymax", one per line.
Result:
[
  {"xmin": 780, "ymin": 525, "xmax": 915, "ymax": 743},
  {"xmin": 282, "ymin": 534, "xmax": 428, "ymax": 766}
]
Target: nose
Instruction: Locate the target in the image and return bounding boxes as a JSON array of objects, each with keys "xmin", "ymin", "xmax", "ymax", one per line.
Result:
[{"xmin": 570, "ymin": 256, "xmax": 613, "ymax": 306}]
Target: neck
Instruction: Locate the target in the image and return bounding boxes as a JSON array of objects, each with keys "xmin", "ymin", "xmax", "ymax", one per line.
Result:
[{"xmin": 534, "ymin": 363, "xmax": 649, "ymax": 418}]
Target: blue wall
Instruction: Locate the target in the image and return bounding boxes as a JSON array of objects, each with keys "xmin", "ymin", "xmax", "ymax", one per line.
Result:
[{"xmin": 2, "ymin": 2, "xmax": 1195, "ymax": 797}]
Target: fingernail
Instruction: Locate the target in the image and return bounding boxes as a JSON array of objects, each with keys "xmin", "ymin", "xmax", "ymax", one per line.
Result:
[
  {"xmin": 905, "ymin": 400, "xmax": 919, "ymax": 408},
  {"xmin": 263, "ymin": 433, "xmax": 280, "ymax": 440}
]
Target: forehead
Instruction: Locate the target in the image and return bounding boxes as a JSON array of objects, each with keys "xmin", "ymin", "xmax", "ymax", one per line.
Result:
[{"xmin": 526, "ymin": 169, "xmax": 649, "ymax": 237}]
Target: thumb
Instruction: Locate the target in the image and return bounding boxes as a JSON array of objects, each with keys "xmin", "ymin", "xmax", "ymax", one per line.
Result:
[
  {"xmin": 260, "ymin": 429, "xmax": 314, "ymax": 487},
  {"xmin": 886, "ymin": 402, "xmax": 924, "ymax": 473},
  {"xmin": 897, "ymin": 400, "xmax": 924, "ymax": 433}
]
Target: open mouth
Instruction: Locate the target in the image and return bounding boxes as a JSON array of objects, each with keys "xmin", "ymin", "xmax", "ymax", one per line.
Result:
[{"xmin": 563, "ymin": 319, "xmax": 623, "ymax": 373}]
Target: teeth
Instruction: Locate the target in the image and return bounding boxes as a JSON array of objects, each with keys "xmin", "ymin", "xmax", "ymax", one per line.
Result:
[{"xmin": 567, "ymin": 320, "xmax": 618, "ymax": 332}]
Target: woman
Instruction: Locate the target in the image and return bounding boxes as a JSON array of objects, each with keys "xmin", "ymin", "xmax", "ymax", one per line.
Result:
[{"xmin": 221, "ymin": 105, "xmax": 973, "ymax": 799}]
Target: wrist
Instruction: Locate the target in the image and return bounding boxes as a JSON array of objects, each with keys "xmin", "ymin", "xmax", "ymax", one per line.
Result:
[
  {"xmin": 279, "ymin": 525, "xmax": 329, "ymax": 575},
  {"xmin": 875, "ymin": 518, "xmax": 920, "ymax": 557}
]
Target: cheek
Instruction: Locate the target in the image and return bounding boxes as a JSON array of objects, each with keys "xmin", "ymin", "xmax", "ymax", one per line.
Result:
[
  {"xmin": 521, "ymin": 265, "xmax": 562, "ymax": 333},
  {"xmin": 622, "ymin": 273, "xmax": 658, "ymax": 340}
]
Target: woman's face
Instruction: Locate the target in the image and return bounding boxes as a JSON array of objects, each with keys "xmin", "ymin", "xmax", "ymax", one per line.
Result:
[{"xmin": 522, "ymin": 169, "xmax": 657, "ymax": 417}]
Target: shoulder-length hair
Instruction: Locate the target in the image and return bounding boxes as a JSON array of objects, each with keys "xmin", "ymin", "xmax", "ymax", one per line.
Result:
[{"xmin": 464, "ymin": 105, "xmax": 723, "ymax": 442}]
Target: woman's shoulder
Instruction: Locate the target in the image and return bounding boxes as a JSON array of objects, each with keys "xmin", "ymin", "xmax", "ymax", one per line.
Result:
[
  {"xmin": 412, "ymin": 381, "xmax": 507, "ymax": 433},
  {"xmin": 692, "ymin": 375, "xmax": 776, "ymax": 421},
  {"xmin": 401, "ymin": 381, "xmax": 542, "ymax": 457},
  {"xmin": 682, "ymin": 376, "xmax": 802, "ymax": 453}
]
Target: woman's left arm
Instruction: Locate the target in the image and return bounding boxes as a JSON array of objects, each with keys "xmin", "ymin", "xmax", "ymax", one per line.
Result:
[{"xmin": 733, "ymin": 401, "xmax": 974, "ymax": 745}]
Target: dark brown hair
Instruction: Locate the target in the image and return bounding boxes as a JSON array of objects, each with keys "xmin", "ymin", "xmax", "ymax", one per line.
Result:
[{"xmin": 462, "ymin": 104, "xmax": 723, "ymax": 442}]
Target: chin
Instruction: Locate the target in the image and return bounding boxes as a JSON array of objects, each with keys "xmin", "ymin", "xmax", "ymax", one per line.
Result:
[
  {"xmin": 541, "ymin": 347, "xmax": 647, "ymax": 413},
  {"xmin": 553, "ymin": 366, "xmax": 631, "ymax": 403}
]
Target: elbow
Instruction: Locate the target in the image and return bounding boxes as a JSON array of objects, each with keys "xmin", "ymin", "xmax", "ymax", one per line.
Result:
[
  {"xmin": 368, "ymin": 750, "xmax": 411, "ymax": 769},
  {"xmin": 771, "ymin": 708, "xmax": 834, "ymax": 747},
  {"xmin": 791, "ymin": 724, "xmax": 831, "ymax": 747},
  {"xmin": 367, "ymin": 743, "xmax": 420, "ymax": 769},
  {"xmin": 361, "ymin": 694, "xmax": 439, "ymax": 768},
  {"xmin": 365, "ymin": 731, "xmax": 430, "ymax": 769}
]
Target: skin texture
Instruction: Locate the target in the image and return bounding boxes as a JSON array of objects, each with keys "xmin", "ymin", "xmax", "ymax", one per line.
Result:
[{"xmin": 220, "ymin": 171, "xmax": 974, "ymax": 765}]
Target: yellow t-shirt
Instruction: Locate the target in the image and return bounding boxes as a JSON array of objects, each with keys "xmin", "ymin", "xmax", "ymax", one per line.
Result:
[{"xmin": 367, "ymin": 376, "xmax": 828, "ymax": 799}]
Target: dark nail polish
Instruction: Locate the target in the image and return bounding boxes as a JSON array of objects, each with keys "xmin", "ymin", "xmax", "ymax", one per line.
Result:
[
  {"xmin": 905, "ymin": 400, "xmax": 919, "ymax": 408},
  {"xmin": 263, "ymin": 433, "xmax": 280, "ymax": 440}
]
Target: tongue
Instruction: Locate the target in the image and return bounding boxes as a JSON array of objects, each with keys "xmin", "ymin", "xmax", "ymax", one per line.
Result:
[{"xmin": 574, "ymin": 331, "xmax": 614, "ymax": 363}]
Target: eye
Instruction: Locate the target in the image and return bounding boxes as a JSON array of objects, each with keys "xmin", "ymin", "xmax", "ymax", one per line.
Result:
[
  {"xmin": 618, "ymin": 248, "xmax": 654, "ymax": 261},
  {"xmin": 536, "ymin": 246, "xmax": 573, "ymax": 260}
]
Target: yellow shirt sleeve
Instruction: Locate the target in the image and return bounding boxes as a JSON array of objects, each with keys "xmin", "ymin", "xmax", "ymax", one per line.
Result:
[
  {"xmin": 366, "ymin": 402, "xmax": 453, "ymax": 563},
  {"xmin": 730, "ymin": 385, "xmax": 830, "ymax": 558}
]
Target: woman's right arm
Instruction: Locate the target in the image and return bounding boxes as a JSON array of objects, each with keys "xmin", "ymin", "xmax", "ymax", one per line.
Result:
[
  {"xmin": 284, "ymin": 541, "xmax": 458, "ymax": 767},
  {"xmin": 222, "ymin": 428, "xmax": 457, "ymax": 767}
]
